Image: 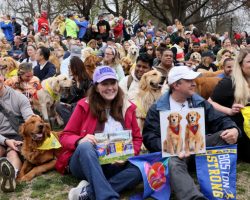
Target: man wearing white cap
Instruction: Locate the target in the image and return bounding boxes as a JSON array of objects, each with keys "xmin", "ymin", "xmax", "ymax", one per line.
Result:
[{"xmin": 143, "ymin": 66, "xmax": 240, "ymax": 200}]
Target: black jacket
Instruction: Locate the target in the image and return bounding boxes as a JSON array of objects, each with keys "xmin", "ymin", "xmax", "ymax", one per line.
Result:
[{"xmin": 12, "ymin": 22, "xmax": 21, "ymax": 36}]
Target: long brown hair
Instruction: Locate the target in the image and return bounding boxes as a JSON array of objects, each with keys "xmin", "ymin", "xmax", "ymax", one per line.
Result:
[
  {"xmin": 70, "ymin": 57, "xmax": 90, "ymax": 81},
  {"xmin": 88, "ymin": 83, "xmax": 124, "ymax": 123}
]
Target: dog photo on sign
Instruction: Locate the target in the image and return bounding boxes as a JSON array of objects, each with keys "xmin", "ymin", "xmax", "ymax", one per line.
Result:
[{"xmin": 160, "ymin": 108, "xmax": 206, "ymax": 157}]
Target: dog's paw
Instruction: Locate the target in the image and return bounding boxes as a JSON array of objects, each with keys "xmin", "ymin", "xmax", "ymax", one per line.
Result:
[{"xmin": 19, "ymin": 175, "xmax": 33, "ymax": 182}]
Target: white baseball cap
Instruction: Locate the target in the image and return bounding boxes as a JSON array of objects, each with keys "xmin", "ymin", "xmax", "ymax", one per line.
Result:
[{"xmin": 168, "ymin": 66, "xmax": 201, "ymax": 85}]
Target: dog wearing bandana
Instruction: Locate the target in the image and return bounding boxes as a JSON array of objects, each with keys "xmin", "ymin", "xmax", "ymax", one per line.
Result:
[
  {"xmin": 185, "ymin": 111, "xmax": 204, "ymax": 153},
  {"xmin": 163, "ymin": 112, "xmax": 183, "ymax": 155}
]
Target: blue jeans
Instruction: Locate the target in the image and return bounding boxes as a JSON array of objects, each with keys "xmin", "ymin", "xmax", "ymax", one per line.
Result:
[
  {"xmin": 69, "ymin": 142, "xmax": 142, "ymax": 200},
  {"xmin": 168, "ymin": 131, "xmax": 228, "ymax": 200}
]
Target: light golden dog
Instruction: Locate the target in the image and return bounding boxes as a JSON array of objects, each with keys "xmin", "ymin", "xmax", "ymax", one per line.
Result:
[
  {"xmin": 18, "ymin": 115, "xmax": 61, "ymax": 181},
  {"xmin": 185, "ymin": 111, "xmax": 204, "ymax": 153},
  {"xmin": 163, "ymin": 112, "xmax": 183, "ymax": 155},
  {"xmin": 50, "ymin": 15, "xmax": 65, "ymax": 35},
  {"xmin": 0, "ymin": 57, "xmax": 19, "ymax": 78},
  {"xmin": 127, "ymin": 44, "xmax": 139, "ymax": 64},
  {"xmin": 121, "ymin": 57, "xmax": 133, "ymax": 76},
  {"xmin": 32, "ymin": 75, "xmax": 72, "ymax": 122},
  {"xmin": 136, "ymin": 69, "xmax": 163, "ymax": 131},
  {"xmin": 195, "ymin": 70, "xmax": 223, "ymax": 99}
]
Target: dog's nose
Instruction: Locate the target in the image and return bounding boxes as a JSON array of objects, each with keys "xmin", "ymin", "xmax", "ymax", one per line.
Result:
[{"xmin": 38, "ymin": 124, "xmax": 44, "ymax": 130}]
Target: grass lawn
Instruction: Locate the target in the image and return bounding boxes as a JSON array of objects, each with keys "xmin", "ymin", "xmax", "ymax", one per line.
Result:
[{"xmin": 0, "ymin": 162, "xmax": 249, "ymax": 200}]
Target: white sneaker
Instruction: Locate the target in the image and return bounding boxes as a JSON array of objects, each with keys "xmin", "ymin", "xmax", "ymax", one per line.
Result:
[
  {"xmin": 0, "ymin": 158, "xmax": 16, "ymax": 192},
  {"xmin": 68, "ymin": 180, "xmax": 89, "ymax": 200}
]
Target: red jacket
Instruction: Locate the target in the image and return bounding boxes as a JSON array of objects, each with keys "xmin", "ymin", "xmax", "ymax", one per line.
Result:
[
  {"xmin": 38, "ymin": 12, "xmax": 50, "ymax": 34},
  {"xmin": 113, "ymin": 22, "xmax": 123, "ymax": 38},
  {"xmin": 55, "ymin": 98, "xmax": 142, "ymax": 174}
]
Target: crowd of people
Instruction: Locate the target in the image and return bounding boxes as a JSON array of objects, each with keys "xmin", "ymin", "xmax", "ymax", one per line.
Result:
[{"xmin": 0, "ymin": 10, "xmax": 249, "ymax": 200}]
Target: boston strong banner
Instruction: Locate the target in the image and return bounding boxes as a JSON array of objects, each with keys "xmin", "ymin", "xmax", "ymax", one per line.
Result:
[{"xmin": 195, "ymin": 145, "xmax": 237, "ymax": 200}]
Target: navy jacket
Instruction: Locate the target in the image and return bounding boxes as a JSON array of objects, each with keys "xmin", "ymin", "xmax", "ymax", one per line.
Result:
[
  {"xmin": 33, "ymin": 61, "xmax": 56, "ymax": 81},
  {"xmin": 142, "ymin": 91, "xmax": 241, "ymax": 152}
]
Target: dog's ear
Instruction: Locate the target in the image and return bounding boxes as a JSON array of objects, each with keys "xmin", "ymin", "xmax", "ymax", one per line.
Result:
[
  {"xmin": 53, "ymin": 79, "xmax": 61, "ymax": 93},
  {"xmin": 139, "ymin": 74, "xmax": 148, "ymax": 90},
  {"xmin": 44, "ymin": 123, "xmax": 51, "ymax": 138},
  {"xmin": 196, "ymin": 112, "xmax": 201, "ymax": 121},
  {"xmin": 19, "ymin": 124, "xmax": 26, "ymax": 137},
  {"xmin": 167, "ymin": 115, "xmax": 170, "ymax": 121},
  {"xmin": 178, "ymin": 113, "xmax": 182, "ymax": 122},
  {"xmin": 186, "ymin": 113, "xmax": 190, "ymax": 121}
]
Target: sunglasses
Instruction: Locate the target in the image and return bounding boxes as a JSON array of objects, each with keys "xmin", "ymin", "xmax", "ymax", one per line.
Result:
[{"xmin": 147, "ymin": 48, "xmax": 153, "ymax": 51}]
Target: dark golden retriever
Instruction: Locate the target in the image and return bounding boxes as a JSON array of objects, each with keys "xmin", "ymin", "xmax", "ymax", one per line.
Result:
[
  {"xmin": 195, "ymin": 70, "xmax": 223, "ymax": 99},
  {"xmin": 17, "ymin": 115, "xmax": 61, "ymax": 181},
  {"xmin": 84, "ymin": 54, "xmax": 102, "ymax": 79}
]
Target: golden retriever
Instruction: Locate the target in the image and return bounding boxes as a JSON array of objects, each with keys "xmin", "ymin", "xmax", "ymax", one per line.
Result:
[
  {"xmin": 32, "ymin": 75, "xmax": 72, "ymax": 122},
  {"xmin": 127, "ymin": 44, "xmax": 139, "ymax": 65},
  {"xmin": 0, "ymin": 57, "xmax": 19, "ymax": 78},
  {"xmin": 17, "ymin": 115, "xmax": 61, "ymax": 181},
  {"xmin": 50, "ymin": 15, "xmax": 65, "ymax": 35},
  {"xmin": 49, "ymin": 53, "xmax": 61, "ymax": 75},
  {"xmin": 163, "ymin": 112, "xmax": 183, "ymax": 155},
  {"xmin": 84, "ymin": 54, "xmax": 102, "ymax": 79},
  {"xmin": 121, "ymin": 57, "xmax": 133, "ymax": 76},
  {"xmin": 195, "ymin": 70, "xmax": 223, "ymax": 99},
  {"xmin": 185, "ymin": 111, "xmax": 204, "ymax": 153},
  {"xmin": 136, "ymin": 69, "xmax": 163, "ymax": 131}
]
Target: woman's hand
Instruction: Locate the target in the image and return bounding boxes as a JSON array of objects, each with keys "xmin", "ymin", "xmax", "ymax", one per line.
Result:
[
  {"xmin": 228, "ymin": 103, "xmax": 244, "ymax": 116},
  {"xmin": 78, "ymin": 134, "xmax": 97, "ymax": 145}
]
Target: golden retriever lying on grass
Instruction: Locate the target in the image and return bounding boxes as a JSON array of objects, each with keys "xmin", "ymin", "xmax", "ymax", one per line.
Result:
[
  {"xmin": 136, "ymin": 69, "xmax": 164, "ymax": 131},
  {"xmin": 17, "ymin": 115, "xmax": 61, "ymax": 181}
]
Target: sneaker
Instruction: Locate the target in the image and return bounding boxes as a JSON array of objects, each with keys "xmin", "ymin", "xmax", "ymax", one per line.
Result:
[
  {"xmin": 68, "ymin": 180, "xmax": 90, "ymax": 200},
  {"xmin": 0, "ymin": 158, "xmax": 16, "ymax": 192}
]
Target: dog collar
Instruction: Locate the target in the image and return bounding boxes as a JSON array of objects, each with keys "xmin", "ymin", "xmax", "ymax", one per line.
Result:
[
  {"xmin": 6, "ymin": 69, "xmax": 18, "ymax": 79},
  {"xmin": 169, "ymin": 125, "xmax": 180, "ymax": 135},
  {"xmin": 45, "ymin": 81, "xmax": 60, "ymax": 101},
  {"xmin": 37, "ymin": 133, "xmax": 61, "ymax": 150},
  {"xmin": 188, "ymin": 124, "xmax": 199, "ymax": 135}
]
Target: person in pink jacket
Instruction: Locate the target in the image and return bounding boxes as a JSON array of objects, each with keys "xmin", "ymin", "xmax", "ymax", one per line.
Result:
[{"xmin": 56, "ymin": 66, "xmax": 142, "ymax": 200}]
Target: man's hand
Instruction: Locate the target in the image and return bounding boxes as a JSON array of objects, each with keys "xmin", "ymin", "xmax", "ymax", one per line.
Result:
[
  {"xmin": 78, "ymin": 134, "xmax": 97, "ymax": 145},
  {"xmin": 5, "ymin": 139, "xmax": 23, "ymax": 151},
  {"xmin": 220, "ymin": 128, "xmax": 239, "ymax": 144},
  {"xmin": 178, "ymin": 151, "xmax": 190, "ymax": 159}
]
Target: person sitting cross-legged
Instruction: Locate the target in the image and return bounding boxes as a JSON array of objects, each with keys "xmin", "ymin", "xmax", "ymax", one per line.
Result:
[
  {"xmin": 143, "ymin": 66, "xmax": 240, "ymax": 200},
  {"xmin": 55, "ymin": 66, "xmax": 142, "ymax": 200}
]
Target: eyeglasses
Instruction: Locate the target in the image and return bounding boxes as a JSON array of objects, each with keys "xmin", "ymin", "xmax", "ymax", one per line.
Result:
[{"xmin": 105, "ymin": 53, "xmax": 113, "ymax": 56}]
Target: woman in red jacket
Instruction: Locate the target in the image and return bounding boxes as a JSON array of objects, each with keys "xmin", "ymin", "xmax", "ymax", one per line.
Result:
[{"xmin": 56, "ymin": 66, "xmax": 142, "ymax": 200}]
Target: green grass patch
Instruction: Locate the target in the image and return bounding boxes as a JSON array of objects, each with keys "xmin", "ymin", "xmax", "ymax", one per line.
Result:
[
  {"xmin": 237, "ymin": 186, "xmax": 246, "ymax": 195},
  {"xmin": 237, "ymin": 162, "xmax": 250, "ymax": 173}
]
